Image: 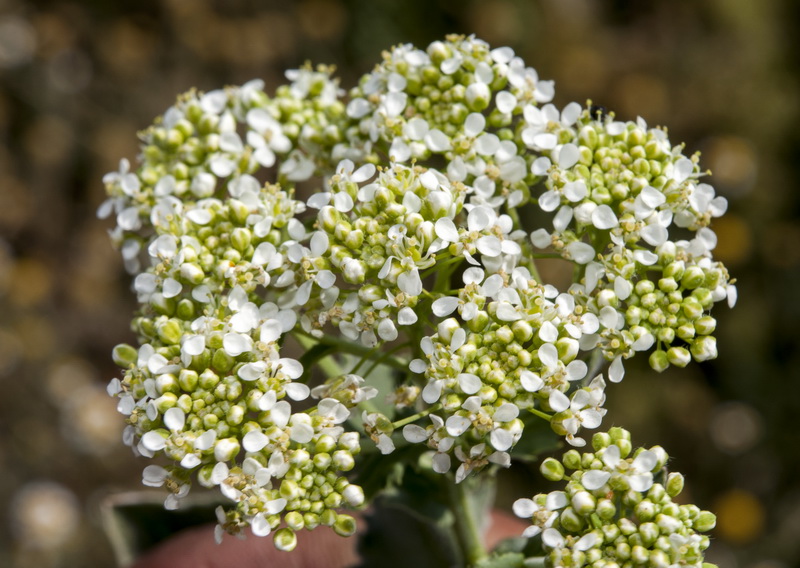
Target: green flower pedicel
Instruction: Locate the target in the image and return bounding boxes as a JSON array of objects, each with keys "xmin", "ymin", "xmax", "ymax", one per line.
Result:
[{"xmin": 101, "ymin": 35, "xmax": 732, "ymax": 566}]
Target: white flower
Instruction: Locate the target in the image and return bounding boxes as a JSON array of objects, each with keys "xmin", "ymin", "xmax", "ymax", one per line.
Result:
[
  {"xmin": 581, "ymin": 443, "xmax": 659, "ymax": 492},
  {"xmin": 513, "ymin": 491, "xmax": 568, "ymax": 538}
]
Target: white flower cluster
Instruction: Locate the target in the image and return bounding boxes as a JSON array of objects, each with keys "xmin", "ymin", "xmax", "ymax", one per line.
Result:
[
  {"xmin": 513, "ymin": 428, "xmax": 717, "ymax": 567},
  {"xmin": 528, "ymin": 111, "xmax": 736, "ymax": 370},
  {"xmin": 102, "ymin": 67, "xmax": 366, "ymax": 549},
  {"xmin": 101, "ymin": 34, "xmax": 734, "ymax": 552}
]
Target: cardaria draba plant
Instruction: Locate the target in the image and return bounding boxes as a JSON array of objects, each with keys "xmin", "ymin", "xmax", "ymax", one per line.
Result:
[{"xmin": 100, "ymin": 34, "xmax": 733, "ymax": 566}]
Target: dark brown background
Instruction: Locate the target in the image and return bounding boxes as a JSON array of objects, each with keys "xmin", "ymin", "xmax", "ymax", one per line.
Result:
[{"xmin": 0, "ymin": 1, "xmax": 797, "ymax": 566}]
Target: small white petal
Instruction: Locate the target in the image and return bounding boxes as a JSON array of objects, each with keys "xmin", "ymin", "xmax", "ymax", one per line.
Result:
[
  {"xmin": 403, "ymin": 424, "xmax": 429, "ymax": 443},
  {"xmin": 141, "ymin": 431, "xmax": 167, "ymax": 452},
  {"xmin": 549, "ymin": 390, "xmax": 570, "ymax": 412},
  {"xmin": 458, "ymin": 373, "xmax": 482, "ymax": 395},
  {"xmin": 512, "ymin": 498, "xmax": 536, "ymax": 519},
  {"xmin": 433, "ymin": 297, "xmax": 460, "ymax": 317},
  {"xmin": 608, "ymin": 355, "xmax": 625, "ymax": 383},
  {"xmin": 164, "ymin": 407, "xmax": 185, "ymax": 432},
  {"xmin": 581, "ymin": 470, "xmax": 612, "ymax": 490},
  {"xmin": 243, "ymin": 430, "xmax": 269, "ymax": 452}
]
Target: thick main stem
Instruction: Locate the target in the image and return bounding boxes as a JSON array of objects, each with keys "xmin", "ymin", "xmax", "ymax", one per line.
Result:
[{"xmin": 447, "ymin": 480, "xmax": 488, "ymax": 567}]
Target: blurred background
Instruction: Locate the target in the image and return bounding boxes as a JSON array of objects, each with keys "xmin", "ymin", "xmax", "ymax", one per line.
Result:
[{"xmin": 0, "ymin": 0, "xmax": 797, "ymax": 566}]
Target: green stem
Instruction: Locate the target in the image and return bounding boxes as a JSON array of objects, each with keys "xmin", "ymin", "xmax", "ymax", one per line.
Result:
[
  {"xmin": 391, "ymin": 403, "xmax": 442, "ymax": 429},
  {"xmin": 447, "ymin": 480, "xmax": 488, "ymax": 567},
  {"xmin": 585, "ymin": 349, "xmax": 607, "ymax": 382},
  {"xmin": 506, "ymin": 205, "xmax": 522, "ymax": 230},
  {"xmin": 528, "ymin": 407, "xmax": 553, "ymax": 422},
  {"xmin": 523, "ymin": 558, "xmax": 547, "ymax": 568},
  {"xmin": 294, "ymin": 330, "xmax": 408, "ymax": 371},
  {"xmin": 363, "ymin": 341, "xmax": 411, "ymax": 379}
]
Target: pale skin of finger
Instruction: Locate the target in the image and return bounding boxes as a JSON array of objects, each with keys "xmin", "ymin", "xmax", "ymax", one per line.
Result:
[{"xmin": 131, "ymin": 510, "xmax": 527, "ymax": 568}]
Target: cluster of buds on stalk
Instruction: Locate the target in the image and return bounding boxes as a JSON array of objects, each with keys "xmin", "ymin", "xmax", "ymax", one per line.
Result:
[{"xmin": 101, "ymin": 34, "xmax": 732, "ymax": 564}]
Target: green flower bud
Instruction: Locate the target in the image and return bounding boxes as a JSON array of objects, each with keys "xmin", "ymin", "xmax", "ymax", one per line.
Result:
[
  {"xmin": 691, "ymin": 336, "xmax": 718, "ymax": 362},
  {"xmin": 214, "ymin": 437, "xmax": 240, "ymax": 462},
  {"xmin": 465, "ymin": 81, "xmax": 490, "ymax": 111},
  {"xmin": 622, "ymin": 489, "xmax": 643, "ymax": 508},
  {"xmin": 692, "ymin": 287, "xmax": 714, "ymax": 308},
  {"xmin": 178, "ymin": 369, "xmax": 199, "ymax": 392},
  {"xmin": 324, "ymin": 491, "xmax": 342, "ymax": 508},
  {"xmin": 156, "ymin": 373, "xmax": 179, "ymax": 395},
  {"xmin": 512, "ymin": 320, "xmax": 534, "ymax": 343},
  {"xmin": 667, "ymin": 346, "xmax": 691, "ymax": 367},
  {"xmin": 615, "ymin": 542, "xmax": 632, "ymax": 561},
  {"xmin": 177, "ymin": 394, "xmax": 192, "ymax": 414},
  {"xmin": 596, "ymin": 498, "xmax": 616, "ymax": 521},
  {"xmin": 176, "ymin": 299, "xmax": 195, "ymax": 320},
  {"xmin": 682, "ymin": 297, "xmax": 704, "ymax": 320},
  {"xmin": 556, "ymin": 337, "xmax": 579, "ymax": 363},
  {"xmin": 559, "ymin": 506, "xmax": 585, "ymax": 532},
  {"xmin": 658, "ymin": 277, "xmax": 678, "ymax": 293},
  {"xmin": 626, "ymin": 305, "xmax": 644, "ymax": 326},
  {"xmin": 202, "ymin": 413, "xmax": 219, "ymax": 429},
  {"xmin": 313, "ymin": 452, "xmax": 331, "ymax": 470},
  {"xmin": 619, "ymin": 517, "xmax": 638, "ymax": 536},
  {"xmin": 630, "ymin": 545, "xmax": 649, "ymax": 564},
  {"xmin": 284, "ymin": 511, "xmax": 304, "ymax": 531},
  {"xmin": 342, "ymin": 484, "xmax": 365, "ymax": 507},
  {"xmin": 592, "ymin": 432, "xmax": 612, "ymax": 451},
  {"xmin": 333, "ymin": 513, "xmax": 357, "ymax": 537},
  {"xmin": 112, "ymin": 344, "xmax": 138, "ymax": 367},
  {"xmin": 676, "ymin": 323, "xmax": 696, "ymax": 341},
  {"xmin": 226, "ymin": 404, "xmax": 245, "ymax": 425},
  {"xmin": 656, "ymin": 327, "xmax": 675, "ymax": 344},
  {"xmin": 601, "ymin": 522, "xmax": 620, "ymax": 543},
  {"xmin": 199, "ymin": 368, "xmax": 220, "ymax": 389},
  {"xmin": 695, "ymin": 511, "xmax": 717, "ymax": 532},
  {"xmin": 540, "ymin": 458, "xmax": 565, "ymax": 481},
  {"xmin": 639, "ymin": 522, "xmax": 659, "ymax": 546},
  {"xmin": 571, "ymin": 491, "xmax": 596, "ymax": 516},
  {"xmin": 681, "ymin": 266, "xmax": 705, "ymax": 289},
  {"xmin": 315, "ymin": 435, "xmax": 338, "ymax": 454},
  {"xmin": 154, "ymin": 393, "xmax": 177, "ymax": 413},
  {"xmin": 280, "ymin": 479, "xmax": 301, "ymax": 501},
  {"xmin": 303, "ymin": 513, "xmax": 320, "ymax": 530},
  {"xmin": 647, "ymin": 483, "xmax": 666, "ymax": 504},
  {"xmin": 596, "ymin": 289, "xmax": 618, "ymax": 308},
  {"xmin": 562, "ymin": 450, "xmax": 582, "ymax": 470},
  {"xmin": 332, "ymin": 450, "xmax": 355, "ymax": 471},
  {"xmin": 197, "ymin": 464, "xmax": 216, "ymax": 488},
  {"xmin": 157, "ymin": 319, "xmax": 183, "ymax": 345},
  {"xmin": 666, "ymin": 471, "xmax": 683, "ymax": 498},
  {"xmin": 663, "ymin": 260, "xmax": 685, "ymax": 280},
  {"xmin": 212, "ymin": 349, "xmax": 235, "ymax": 373},
  {"xmin": 694, "ymin": 316, "xmax": 716, "ymax": 335},
  {"xmin": 649, "ymin": 350, "xmax": 670, "ymax": 372},
  {"xmin": 273, "ymin": 528, "xmax": 297, "ymax": 552},
  {"xmin": 467, "ymin": 310, "xmax": 490, "ymax": 332},
  {"xmin": 320, "ymin": 509, "xmax": 337, "ymax": 527},
  {"xmin": 635, "ymin": 280, "xmax": 655, "ymax": 296},
  {"xmin": 634, "ymin": 499, "xmax": 657, "ymax": 522},
  {"xmin": 656, "ymin": 513, "xmax": 682, "ymax": 535}
]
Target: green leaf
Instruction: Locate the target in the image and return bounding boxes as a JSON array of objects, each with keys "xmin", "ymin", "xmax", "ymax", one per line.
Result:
[
  {"xmin": 297, "ymin": 342, "xmax": 336, "ymax": 382},
  {"xmin": 475, "ymin": 552, "xmax": 525, "ymax": 568}
]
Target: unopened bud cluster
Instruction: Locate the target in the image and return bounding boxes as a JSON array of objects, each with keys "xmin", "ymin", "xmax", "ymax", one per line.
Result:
[
  {"xmin": 514, "ymin": 428, "xmax": 717, "ymax": 568},
  {"xmin": 529, "ymin": 108, "xmax": 735, "ymax": 373}
]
